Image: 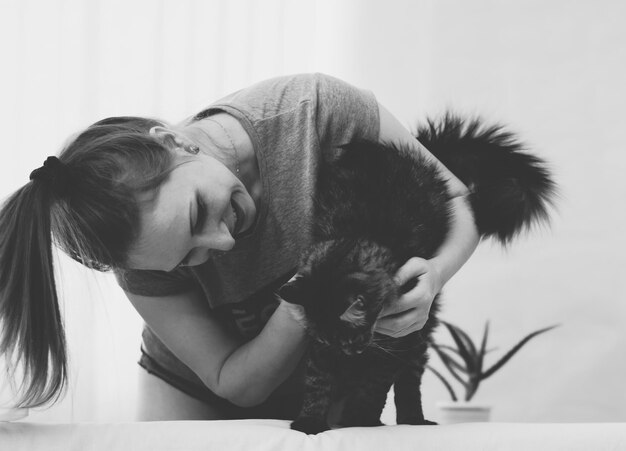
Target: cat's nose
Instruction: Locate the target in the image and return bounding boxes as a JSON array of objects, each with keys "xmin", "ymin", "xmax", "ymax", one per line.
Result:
[{"xmin": 345, "ymin": 344, "xmax": 367, "ymax": 355}]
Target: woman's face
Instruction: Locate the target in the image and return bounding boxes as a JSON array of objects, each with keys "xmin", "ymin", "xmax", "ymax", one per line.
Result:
[{"xmin": 126, "ymin": 151, "xmax": 256, "ymax": 271}]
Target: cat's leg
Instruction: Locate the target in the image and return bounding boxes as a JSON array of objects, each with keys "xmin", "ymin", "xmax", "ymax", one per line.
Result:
[
  {"xmin": 339, "ymin": 364, "xmax": 394, "ymax": 428},
  {"xmin": 394, "ymin": 344, "xmax": 437, "ymax": 425},
  {"xmin": 290, "ymin": 352, "xmax": 334, "ymax": 434}
]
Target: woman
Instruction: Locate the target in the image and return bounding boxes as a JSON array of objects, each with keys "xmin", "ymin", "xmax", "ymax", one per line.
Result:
[{"xmin": 0, "ymin": 73, "xmax": 479, "ymax": 420}]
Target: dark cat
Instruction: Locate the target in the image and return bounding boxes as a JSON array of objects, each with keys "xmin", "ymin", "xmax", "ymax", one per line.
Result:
[{"xmin": 279, "ymin": 114, "xmax": 557, "ymax": 434}]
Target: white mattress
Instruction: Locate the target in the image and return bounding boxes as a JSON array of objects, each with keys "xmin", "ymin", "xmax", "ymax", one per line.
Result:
[{"xmin": 2, "ymin": 419, "xmax": 625, "ymax": 451}]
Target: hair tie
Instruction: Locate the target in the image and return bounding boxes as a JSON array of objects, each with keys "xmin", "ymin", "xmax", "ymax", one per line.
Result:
[{"xmin": 29, "ymin": 156, "xmax": 72, "ymax": 196}]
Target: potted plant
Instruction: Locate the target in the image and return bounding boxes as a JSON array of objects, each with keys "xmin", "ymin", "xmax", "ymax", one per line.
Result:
[{"xmin": 427, "ymin": 320, "xmax": 558, "ymax": 424}]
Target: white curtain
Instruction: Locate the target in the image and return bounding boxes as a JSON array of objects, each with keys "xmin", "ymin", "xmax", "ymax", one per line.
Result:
[
  {"xmin": 1, "ymin": 0, "xmax": 625, "ymax": 423},
  {"xmin": 0, "ymin": 0, "xmax": 333, "ymax": 423}
]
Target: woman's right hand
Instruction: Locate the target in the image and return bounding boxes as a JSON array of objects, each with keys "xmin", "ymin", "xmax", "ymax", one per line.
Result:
[{"xmin": 278, "ymin": 299, "xmax": 307, "ymax": 329}]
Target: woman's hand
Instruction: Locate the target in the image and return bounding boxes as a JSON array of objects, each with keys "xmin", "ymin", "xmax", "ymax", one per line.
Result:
[
  {"xmin": 374, "ymin": 257, "xmax": 443, "ymax": 338},
  {"xmin": 278, "ymin": 299, "xmax": 307, "ymax": 329}
]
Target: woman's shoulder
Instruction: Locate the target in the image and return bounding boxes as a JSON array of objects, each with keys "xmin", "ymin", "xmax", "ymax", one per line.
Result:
[
  {"xmin": 187, "ymin": 73, "xmax": 370, "ymax": 126},
  {"xmin": 207, "ymin": 73, "xmax": 321, "ymax": 118},
  {"xmin": 208, "ymin": 73, "xmax": 368, "ymax": 118}
]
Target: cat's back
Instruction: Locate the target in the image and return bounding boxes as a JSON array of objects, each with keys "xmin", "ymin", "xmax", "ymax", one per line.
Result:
[
  {"xmin": 315, "ymin": 141, "xmax": 452, "ymax": 258},
  {"xmin": 320, "ymin": 142, "xmax": 429, "ymax": 200}
]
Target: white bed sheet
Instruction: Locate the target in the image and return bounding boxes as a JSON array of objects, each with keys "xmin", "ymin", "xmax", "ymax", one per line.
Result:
[{"xmin": 2, "ymin": 419, "xmax": 625, "ymax": 451}]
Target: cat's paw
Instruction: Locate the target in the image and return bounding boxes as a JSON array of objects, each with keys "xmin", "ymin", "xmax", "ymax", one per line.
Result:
[
  {"xmin": 397, "ymin": 417, "xmax": 438, "ymax": 426},
  {"xmin": 290, "ymin": 416, "xmax": 331, "ymax": 435},
  {"xmin": 420, "ymin": 419, "xmax": 438, "ymax": 426},
  {"xmin": 339, "ymin": 417, "xmax": 385, "ymax": 428}
]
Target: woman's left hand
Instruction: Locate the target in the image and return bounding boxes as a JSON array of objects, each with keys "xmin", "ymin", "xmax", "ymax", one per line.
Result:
[{"xmin": 374, "ymin": 257, "xmax": 443, "ymax": 338}]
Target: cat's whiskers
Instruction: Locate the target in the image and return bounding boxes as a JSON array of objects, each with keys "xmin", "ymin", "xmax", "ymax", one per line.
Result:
[
  {"xmin": 372, "ymin": 343, "xmax": 423, "ymax": 352},
  {"xmin": 369, "ymin": 342, "xmax": 412, "ymax": 365},
  {"xmin": 372, "ymin": 335, "xmax": 428, "ymax": 352},
  {"xmin": 371, "ymin": 339, "xmax": 429, "ymax": 362}
]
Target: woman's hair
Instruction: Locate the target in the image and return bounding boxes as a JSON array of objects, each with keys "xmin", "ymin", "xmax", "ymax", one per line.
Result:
[{"xmin": 0, "ymin": 116, "xmax": 179, "ymax": 408}]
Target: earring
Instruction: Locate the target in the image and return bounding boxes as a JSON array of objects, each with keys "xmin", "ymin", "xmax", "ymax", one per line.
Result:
[{"xmin": 186, "ymin": 145, "xmax": 200, "ymax": 155}]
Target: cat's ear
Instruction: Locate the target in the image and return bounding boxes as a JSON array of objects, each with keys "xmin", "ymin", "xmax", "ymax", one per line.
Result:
[
  {"xmin": 339, "ymin": 296, "xmax": 367, "ymax": 327},
  {"xmin": 278, "ymin": 275, "xmax": 306, "ymax": 305}
]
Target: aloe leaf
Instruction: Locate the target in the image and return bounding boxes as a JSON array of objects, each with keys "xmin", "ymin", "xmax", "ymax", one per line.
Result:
[
  {"xmin": 441, "ymin": 321, "xmax": 472, "ymax": 365},
  {"xmin": 436, "ymin": 344, "xmax": 464, "ymax": 357},
  {"xmin": 438, "ymin": 343, "xmax": 498, "ymax": 358},
  {"xmin": 432, "ymin": 344, "xmax": 466, "ymax": 372},
  {"xmin": 465, "ymin": 381, "xmax": 479, "ymax": 401},
  {"xmin": 450, "ymin": 322, "xmax": 479, "ymax": 358},
  {"xmin": 476, "ymin": 321, "xmax": 490, "ymax": 374},
  {"xmin": 482, "ymin": 324, "xmax": 560, "ymax": 379},
  {"xmin": 426, "ymin": 364, "xmax": 458, "ymax": 401},
  {"xmin": 431, "ymin": 346, "xmax": 467, "ymax": 385},
  {"xmin": 441, "ymin": 321, "xmax": 478, "ymax": 372}
]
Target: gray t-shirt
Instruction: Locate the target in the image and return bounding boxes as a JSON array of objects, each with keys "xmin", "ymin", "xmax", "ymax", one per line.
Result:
[{"xmin": 115, "ymin": 73, "xmax": 380, "ymax": 339}]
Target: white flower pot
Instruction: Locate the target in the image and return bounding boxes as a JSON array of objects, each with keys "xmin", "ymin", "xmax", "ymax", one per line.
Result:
[{"xmin": 436, "ymin": 401, "xmax": 491, "ymax": 424}]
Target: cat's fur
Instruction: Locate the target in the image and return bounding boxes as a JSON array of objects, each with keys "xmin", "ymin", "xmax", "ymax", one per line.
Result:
[{"xmin": 280, "ymin": 114, "xmax": 557, "ymax": 434}]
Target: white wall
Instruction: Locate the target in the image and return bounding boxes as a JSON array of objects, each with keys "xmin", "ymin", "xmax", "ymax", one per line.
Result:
[
  {"xmin": 339, "ymin": 0, "xmax": 626, "ymax": 423},
  {"xmin": 1, "ymin": 0, "xmax": 624, "ymax": 423}
]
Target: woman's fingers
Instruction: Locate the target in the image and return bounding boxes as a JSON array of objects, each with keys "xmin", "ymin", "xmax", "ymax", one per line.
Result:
[
  {"xmin": 374, "ymin": 306, "xmax": 429, "ymax": 337},
  {"xmin": 380, "ymin": 257, "xmax": 429, "ymax": 316},
  {"xmin": 376, "ymin": 257, "xmax": 438, "ymax": 336},
  {"xmin": 380, "ymin": 277, "xmax": 432, "ymax": 318},
  {"xmin": 394, "ymin": 257, "xmax": 429, "ymax": 287}
]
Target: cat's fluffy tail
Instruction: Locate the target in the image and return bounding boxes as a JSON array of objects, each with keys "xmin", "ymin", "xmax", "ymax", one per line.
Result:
[{"xmin": 415, "ymin": 113, "xmax": 558, "ymax": 246}]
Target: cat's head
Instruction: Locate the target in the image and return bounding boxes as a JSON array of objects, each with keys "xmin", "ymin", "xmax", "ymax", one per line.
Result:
[{"xmin": 279, "ymin": 239, "xmax": 398, "ymax": 355}]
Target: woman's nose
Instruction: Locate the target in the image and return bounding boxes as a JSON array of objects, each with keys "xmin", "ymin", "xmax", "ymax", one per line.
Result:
[{"xmin": 195, "ymin": 221, "xmax": 235, "ymax": 251}]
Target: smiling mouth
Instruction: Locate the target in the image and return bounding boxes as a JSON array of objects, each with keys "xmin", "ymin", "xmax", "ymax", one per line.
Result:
[{"xmin": 231, "ymin": 200, "xmax": 243, "ymax": 236}]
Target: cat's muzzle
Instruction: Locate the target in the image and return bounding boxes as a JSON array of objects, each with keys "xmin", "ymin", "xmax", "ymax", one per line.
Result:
[
  {"xmin": 342, "ymin": 337, "xmax": 371, "ymax": 355},
  {"xmin": 344, "ymin": 347, "xmax": 366, "ymax": 356}
]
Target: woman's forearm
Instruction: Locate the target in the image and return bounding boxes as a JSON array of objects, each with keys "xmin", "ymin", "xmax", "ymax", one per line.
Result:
[
  {"xmin": 217, "ymin": 300, "xmax": 307, "ymax": 407},
  {"xmin": 430, "ymin": 195, "xmax": 480, "ymax": 290}
]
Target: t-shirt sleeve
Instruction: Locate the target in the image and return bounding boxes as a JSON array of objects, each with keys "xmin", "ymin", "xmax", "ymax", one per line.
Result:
[
  {"xmin": 313, "ymin": 72, "xmax": 380, "ymax": 148},
  {"xmin": 209, "ymin": 72, "xmax": 380, "ymax": 149},
  {"xmin": 114, "ymin": 267, "xmax": 196, "ymax": 297}
]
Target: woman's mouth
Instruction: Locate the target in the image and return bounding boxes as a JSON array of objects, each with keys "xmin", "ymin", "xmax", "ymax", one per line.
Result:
[{"xmin": 231, "ymin": 200, "xmax": 244, "ymax": 236}]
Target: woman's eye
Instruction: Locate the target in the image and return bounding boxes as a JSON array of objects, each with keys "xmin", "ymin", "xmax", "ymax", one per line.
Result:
[{"xmin": 177, "ymin": 197, "xmax": 209, "ymax": 269}]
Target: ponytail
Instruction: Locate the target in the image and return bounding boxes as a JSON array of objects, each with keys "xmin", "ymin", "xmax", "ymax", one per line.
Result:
[
  {"xmin": 0, "ymin": 183, "xmax": 67, "ymax": 407},
  {"xmin": 0, "ymin": 115, "xmax": 174, "ymax": 408}
]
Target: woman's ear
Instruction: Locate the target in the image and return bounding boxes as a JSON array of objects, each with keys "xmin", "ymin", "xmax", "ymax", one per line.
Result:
[
  {"xmin": 339, "ymin": 296, "xmax": 367, "ymax": 326},
  {"xmin": 149, "ymin": 126, "xmax": 183, "ymax": 149}
]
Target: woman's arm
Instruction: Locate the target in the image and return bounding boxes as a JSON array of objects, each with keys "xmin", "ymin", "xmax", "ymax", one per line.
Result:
[
  {"xmin": 218, "ymin": 300, "xmax": 307, "ymax": 406},
  {"xmin": 429, "ymin": 195, "xmax": 480, "ymax": 288},
  {"xmin": 375, "ymin": 102, "xmax": 480, "ymax": 337},
  {"xmin": 127, "ymin": 290, "xmax": 307, "ymax": 408},
  {"xmin": 378, "ymin": 102, "xmax": 479, "ymax": 284}
]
